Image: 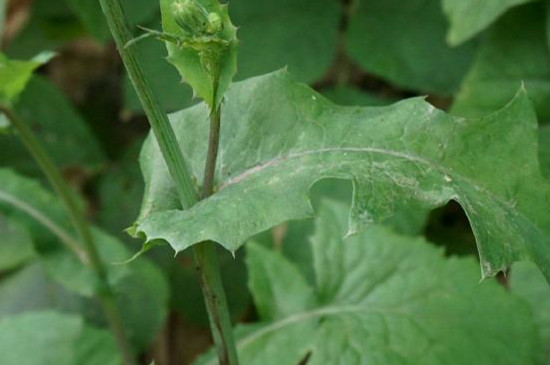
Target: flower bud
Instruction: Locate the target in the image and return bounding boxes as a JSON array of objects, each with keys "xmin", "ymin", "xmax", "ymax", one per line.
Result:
[{"xmin": 172, "ymin": 0, "xmax": 210, "ymax": 36}]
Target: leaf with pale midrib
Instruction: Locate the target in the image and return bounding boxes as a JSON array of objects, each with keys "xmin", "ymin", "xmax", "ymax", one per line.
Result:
[
  {"xmin": 194, "ymin": 202, "xmax": 538, "ymax": 365},
  {"xmin": 0, "ymin": 168, "xmax": 169, "ymax": 350},
  {"xmin": 132, "ymin": 69, "xmax": 550, "ymax": 281}
]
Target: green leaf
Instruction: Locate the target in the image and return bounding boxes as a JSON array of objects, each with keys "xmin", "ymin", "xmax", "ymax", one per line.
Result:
[
  {"xmin": 0, "ymin": 52, "xmax": 55, "ymax": 106},
  {"xmin": 0, "ymin": 215, "xmax": 35, "ymax": 270},
  {"xmin": 346, "ymin": 0, "xmax": 477, "ymax": 95},
  {"xmin": 0, "ymin": 311, "xmax": 120, "ymax": 365},
  {"xmin": 452, "ymin": 4, "xmax": 550, "ymax": 122},
  {"xmin": 510, "ymin": 262, "xmax": 550, "ymax": 364},
  {"xmin": 133, "ymin": 70, "xmax": 550, "ymax": 281},
  {"xmin": 0, "ymin": 169, "xmax": 169, "ymax": 350},
  {"xmin": 0, "ymin": 76, "xmax": 105, "ymax": 176},
  {"xmin": 247, "ymin": 243, "xmax": 316, "ymax": 322},
  {"xmin": 230, "ymin": 0, "xmax": 340, "ymax": 83},
  {"xmin": 160, "ymin": 0, "xmax": 238, "ymax": 107},
  {"xmin": 0, "ymin": 263, "xmax": 83, "ymax": 319},
  {"xmin": 196, "ymin": 202, "xmax": 538, "ymax": 365},
  {"xmin": 442, "ymin": 0, "xmax": 535, "ymax": 46}
]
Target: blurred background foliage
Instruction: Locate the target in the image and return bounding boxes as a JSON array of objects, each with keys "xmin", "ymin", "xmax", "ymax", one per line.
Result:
[{"xmin": 1, "ymin": 0, "xmax": 550, "ymax": 364}]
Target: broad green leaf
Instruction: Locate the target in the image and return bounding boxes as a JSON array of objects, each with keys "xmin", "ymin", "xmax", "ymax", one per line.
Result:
[
  {"xmin": 196, "ymin": 202, "xmax": 538, "ymax": 365},
  {"xmin": 247, "ymin": 243, "xmax": 316, "ymax": 322},
  {"xmin": 347, "ymin": 0, "xmax": 477, "ymax": 95},
  {"xmin": 123, "ymin": 37, "xmax": 194, "ymax": 113},
  {"xmin": 0, "ymin": 311, "xmax": 120, "ymax": 365},
  {"xmin": 452, "ymin": 4, "xmax": 550, "ymax": 122},
  {"xmin": 0, "ymin": 52, "xmax": 55, "ymax": 106},
  {"xmin": 0, "ymin": 169, "xmax": 169, "ymax": 350},
  {"xmin": 133, "ymin": 70, "xmax": 550, "ymax": 281},
  {"xmin": 0, "ymin": 76, "xmax": 105, "ymax": 176},
  {"xmin": 230, "ymin": 0, "xmax": 340, "ymax": 83},
  {"xmin": 160, "ymin": 0, "xmax": 238, "ymax": 107},
  {"xmin": 0, "ymin": 215, "xmax": 35, "ymax": 270},
  {"xmin": 510, "ymin": 262, "xmax": 550, "ymax": 364},
  {"xmin": 442, "ymin": 0, "xmax": 535, "ymax": 46},
  {"xmin": 0, "ymin": 263, "xmax": 83, "ymax": 319}
]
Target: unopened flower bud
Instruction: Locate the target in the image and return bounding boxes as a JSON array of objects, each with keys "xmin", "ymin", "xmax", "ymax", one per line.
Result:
[{"xmin": 172, "ymin": 0, "xmax": 210, "ymax": 36}]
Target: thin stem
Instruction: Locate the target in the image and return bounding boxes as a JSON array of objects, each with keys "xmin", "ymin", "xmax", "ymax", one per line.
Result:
[
  {"xmin": 202, "ymin": 106, "xmax": 221, "ymax": 199},
  {"xmin": 193, "ymin": 107, "xmax": 239, "ymax": 364},
  {"xmin": 99, "ymin": 0, "xmax": 197, "ymax": 209},
  {"xmin": 0, "ymin": 105, "xmax": 135, "ymax": 365},
  {"xmin": 98, "ymin": 1, "xmax": 239, "ymax": 363}
]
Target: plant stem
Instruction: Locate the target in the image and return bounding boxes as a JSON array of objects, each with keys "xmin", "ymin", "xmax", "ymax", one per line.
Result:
[
  {"xmin": 98, "ymin": 0, "xmax": 197, "ymax": 209},
  {"xmin": 193, "ymin": 106, "xmax": 239, "ymax": 364},
  {"xmin": 98, "ymin": 1, "xmax": 239, "ymax": 363},
  {"xmin": 0, "ymin": 105, "xmax": 135, "ymax": 365},
  {"xmin": 202, "ymin": 106, "xmax": 221, "ymax": 199}
]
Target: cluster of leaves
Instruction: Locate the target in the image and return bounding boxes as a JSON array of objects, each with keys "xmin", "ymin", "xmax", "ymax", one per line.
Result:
[{"xmin": 2, "ymin": 0, "xmax": 550, "ymax": 364}]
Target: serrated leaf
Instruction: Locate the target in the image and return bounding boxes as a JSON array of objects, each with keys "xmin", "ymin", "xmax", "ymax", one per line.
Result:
[
  {"xmin": 133, "ymin": 70, "xmax": 550, "ymax": 280},
  {"xmin": 0, "ymin": 311, "xmax": 120, "ymax": 365},
  {"xmin": 346, "ymin": 0, "xmax": 476, "ymax": 95},
  {"xmin": 195, "ymin": 202, "xmax": 538, "ymax": 365},
  {"xmin": 160, "ymin": 0, "xmax": 238, "ymax": 107},
  {"xmin": 0, "ymin": 51, "xmax": 55, "ymax": 106},
  {"xmin": 0, "ymin": 168, "xmax": 169, "ymax": 350},
  {"xmin": 442, "ymin": 0, "xmax": 534, "ymax": 46},
  {"xmin": 452, "ymin": 4, "xmax": 550, "ymax": 122},
  {"xmin": 231, "ymin": 0, "xmax": 339, "ymax": 83}
]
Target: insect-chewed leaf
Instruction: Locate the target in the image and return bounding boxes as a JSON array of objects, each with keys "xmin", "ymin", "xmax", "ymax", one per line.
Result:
[
  {"xmin": 160, "ymin": 0, "xmax": 238, "ymax": 108},
  {"xmin": 131, "ymin": 69, "xmax": 550, "ymax": 282}
]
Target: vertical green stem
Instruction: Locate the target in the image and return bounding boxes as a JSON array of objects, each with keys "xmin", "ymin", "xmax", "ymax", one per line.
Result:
[
  {"xmin": 98, "ymin": 0, "xmax": 196, "ymax": 209},
  {"xmin": 194, "ymin": 106, "xmax": 239, "ymax": 364},
  {"xmin": 0, "ymin": 105, "xmax": 135, "ymax": 365},
  {"xmin": 98, "ymin": 1, "xmax": 239, "ymax": 363},
  {"xmin": 201, "ymin": 106, "xmax": 221, "ymax": 199}
]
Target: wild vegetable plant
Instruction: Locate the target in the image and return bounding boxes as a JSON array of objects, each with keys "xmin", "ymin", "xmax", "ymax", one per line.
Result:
[{"xmin": 1, "ymin": 0, "xmax": 550, "ymax": 364}]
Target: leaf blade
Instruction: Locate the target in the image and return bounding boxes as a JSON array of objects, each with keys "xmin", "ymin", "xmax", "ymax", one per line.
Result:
[{"xmin": 134, "ymin": 70, "xmax": 550, "ymax": 280}]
